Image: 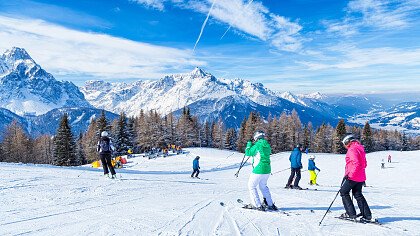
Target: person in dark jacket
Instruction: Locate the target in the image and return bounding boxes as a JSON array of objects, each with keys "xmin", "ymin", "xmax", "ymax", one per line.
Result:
[
  {"xmin": 286, "ymin": 144, "xmax": 303, "ymax": 189},
  {"xmin": 97, "ymin": 131, "xmax": 116, "ymax": 178},
  {"xmin": 191, "ymin": 156, "xmax": 200, "ymax": 178}
]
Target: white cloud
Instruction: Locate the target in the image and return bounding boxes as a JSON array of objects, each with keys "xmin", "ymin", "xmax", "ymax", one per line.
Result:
[
  {"xmin": 0, "ymin": 15, "xmax": 205, "ymax": 80},
  {"xmin": 130, "ymin": 0, "xmax": 166, "ymax": 11},
  {"xmin": 298, "ymin": 45, "xmax": 420, "ymax": 70},
  {"xmin": 324, "ymin": 0, "xmax": 420, "ymax": 36},
  {"xmin": 131, "ymin": 0, "xmax": 304, "ymax": 52}
]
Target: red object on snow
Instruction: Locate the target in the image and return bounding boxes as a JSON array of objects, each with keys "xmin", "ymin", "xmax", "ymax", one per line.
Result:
[{"xmin": 121, "ymin": 158, "xmax": 127, "ymax": 164}]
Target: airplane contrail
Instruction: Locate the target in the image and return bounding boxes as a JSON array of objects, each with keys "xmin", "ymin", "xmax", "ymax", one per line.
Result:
[
  {"xmin": 193, "ymin": 0, "xmax": 217, "ymax": 52},
  {"xmin": 220, "ymin": 0, "xmax": 254, "ymax": 40}
]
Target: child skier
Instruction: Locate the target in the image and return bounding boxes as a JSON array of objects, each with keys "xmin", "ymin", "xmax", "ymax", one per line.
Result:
[
  {"xmin": 191, "ymin": 156, "xmax": 200, "ymax": 178},
  {"xmin": 308, "ymin": 155, "xmax": 320, "ymax": 185},
  {"xmin": 243, "ymin": 131, "xmax": 277, "ymax": 211}
]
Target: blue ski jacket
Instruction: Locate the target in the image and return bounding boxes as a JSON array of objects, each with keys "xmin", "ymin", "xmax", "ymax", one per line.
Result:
[
  {"xmin": 193, "ymin": 159, "xmax": 200, "ymax": 170},
  {"xmin": 308, "ymin": 159, "xmax": 320, "ymax": 171},
  {"xmin": 289, "ymin": 148, "xmax": 302, "ymax": 169}
]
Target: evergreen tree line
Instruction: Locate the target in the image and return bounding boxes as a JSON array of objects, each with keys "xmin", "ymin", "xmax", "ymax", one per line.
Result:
[{"xmin": 1, "ymin": 108, "xmax": 419, "ymax": 166}]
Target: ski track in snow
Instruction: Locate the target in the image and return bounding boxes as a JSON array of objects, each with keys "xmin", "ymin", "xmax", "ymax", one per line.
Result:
[{"xmin": 1, "ymin": 148, "xmax": 419, "ymax": 235}]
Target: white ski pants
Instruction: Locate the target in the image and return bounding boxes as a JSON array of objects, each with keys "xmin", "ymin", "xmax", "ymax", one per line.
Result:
[{"xmin": 248, "ymin": 173, "xmax": 273, "ymax": 207}]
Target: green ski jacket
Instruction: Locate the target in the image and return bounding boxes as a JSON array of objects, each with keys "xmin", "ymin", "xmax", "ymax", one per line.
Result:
[{"xmin": 245, "ymin": 139, "xmax": 271, "ymax": 174}]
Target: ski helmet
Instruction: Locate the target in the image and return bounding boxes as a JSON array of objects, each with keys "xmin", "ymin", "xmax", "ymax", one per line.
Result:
[
  {"xmin": 253, "ymin": 130, "xmax": 265, "ymax": 141},
  {"xmin": 342, "ymin": 134, "xmax": 355, "ymax": 146},
  {"xmin": 309, "ymin": 155, "xmax": 315, "ymax": 160},
  {"xmin": 101, "ymin": 131, "xmax": 109, "ymax": 137},
  {"xmin": 296, "ymin": 144, "xmax": 301, "ymax": 148}
]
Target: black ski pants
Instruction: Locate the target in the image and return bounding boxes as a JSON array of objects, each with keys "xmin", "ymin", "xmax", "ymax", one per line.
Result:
[
  {"xmin": 100, "ymin": 153, "xmax": 116, "ymax": 175},
  {"xmin": 286, "ymin": 168, "xmax": 301, "ymax": 187},
  {"xmin": 340, "ymin": 179, "xmax": 371, "ymax": 219},
  {"xmin": 191, "ymin": 169, "xmax": 199, "ymax": 177}
]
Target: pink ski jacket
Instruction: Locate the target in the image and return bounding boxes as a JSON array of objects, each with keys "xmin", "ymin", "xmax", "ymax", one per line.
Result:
[{"xmin": 345, "ymin": 141, "xmax": 367, "ymax": 182}]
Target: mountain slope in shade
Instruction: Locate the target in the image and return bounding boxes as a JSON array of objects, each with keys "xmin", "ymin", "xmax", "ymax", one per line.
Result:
[
  {"xmin": 0, "ymin": 47, "xmax": 92, "ymax": 116},
  {"xmin": 29, "ymin": 107, "xmax": 119, "ymax": 137},
  {"xmin": 0, "ymin": 108, "xmax": 29, "ymax": 139}
]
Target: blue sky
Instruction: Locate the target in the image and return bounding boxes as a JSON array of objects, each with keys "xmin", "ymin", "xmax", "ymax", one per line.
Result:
[{"xmin": 0, "ymin": 0, "xmax": 419, "ymax": 94}]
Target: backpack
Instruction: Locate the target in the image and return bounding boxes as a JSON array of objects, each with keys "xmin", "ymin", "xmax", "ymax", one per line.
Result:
[{"xmin": 99, "ymin": 139, "xmax": 111, "ymax": 153}]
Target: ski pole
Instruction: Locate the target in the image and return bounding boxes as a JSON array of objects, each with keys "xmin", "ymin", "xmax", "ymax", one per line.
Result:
[
  {"xmin": 319, "ymin": 179, "xmax": 346, "ymax": 226},
  {"xmin": 271, "ymin": 167, "xmax": 291, "ymax": 175},
  {"xmin": 234, "ymin": 155, "xmax": 250, "ymax": 178},
  {"xmin": 234, "ymin": 156, "xmax": 248, "ymax": 177},
  {"xmin": 215, "ymin": 152, "xmax": 236, "ymax": 169},
  {"xmin": 77, "ymin": 169, "xmax": 88, "ymax": 178}
]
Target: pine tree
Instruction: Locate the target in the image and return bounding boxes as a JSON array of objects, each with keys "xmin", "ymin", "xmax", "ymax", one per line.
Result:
[
  {"xmin": 53, "ymin": 113, "xmax": 77, "ymax": 166},
  {"xmin": 114, "ymin": 112, "xmax": 131, "ymax": 155},
  {"xmin": 332, "ymin": 119, "xmax": 347, "ymax": 154},
  {"xmin": 362, "ymin": 122, "xmax": 373, "ymax": 153},
  {"xmin": 97, "ymin": 110, "xmax": 110, "ymax": 137},
  {"xmin": 402, "ymin": 132, "xmax": 408, "ymax": 151},
  {"xmin": 212, "ymin": 119, "xmax": 225, "ymax": 149},
  {"xmin": 224, "ymin": 128, "xmax": 237, "ymax": 150},
  {"xmin": 127, "ymin": 117, "xmax": 136, "ymax": 150},
  {"xmin": 314, "ymin": 123, "xmax": 327, "ymax": 153}
]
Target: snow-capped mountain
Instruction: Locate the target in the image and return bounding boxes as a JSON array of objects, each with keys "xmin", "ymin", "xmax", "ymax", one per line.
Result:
[
  {"xmin": 0, "ymin": 47, "xmax": 92, "ymax": 116},
  {"xmin": 350, "ymin": 102, "xmax": 420, "ymax": 134},
  {"xmin": 82, "ymin": 67, "xmax": 336, "ymax": 127}
]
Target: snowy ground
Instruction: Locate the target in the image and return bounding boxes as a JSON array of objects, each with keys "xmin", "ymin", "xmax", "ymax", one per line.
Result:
[{"xmin": 1, "ymin": 148, "xmax": 419, "ymax": 235}]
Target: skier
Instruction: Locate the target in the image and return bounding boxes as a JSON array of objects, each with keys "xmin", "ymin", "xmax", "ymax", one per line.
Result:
[
  {"xmin": 97, "ymin": 131, "xmax": 117, "ymax": 179},
  {"xmin": 387, "ymin": 154, "xmax": 392, "ymax": 163},
  {"xmin": 243, "ymin": 131, "xmax": 277, "ymax": 211},
  {"xmin": 191, "ymin": 156, "xmax": 200, "ymax": 178},
  {"xmin": 286, "ymin": 144, "xmax": 303, "ymax": 189},
  {"xmin": 339, "ymin": 134, "xmax": 372, "ymax": 222},
  {"xmin": 381, "ymin": 159, "xmax": 385, "ymax": 169},
  {"xmin": 308, "ymin": 155, "xmax": 320, "ymax": 185}
]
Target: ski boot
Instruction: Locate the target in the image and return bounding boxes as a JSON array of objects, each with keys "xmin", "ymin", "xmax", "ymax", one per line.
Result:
[
  {"xmin": 267, "ymin": 204, "xmax": 278, "ymax": 211},
  {"xmin": 339, "ymin": 212, "xmax": 357, "ymax": 220}
]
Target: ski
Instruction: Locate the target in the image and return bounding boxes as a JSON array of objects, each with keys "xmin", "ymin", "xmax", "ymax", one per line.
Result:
[
  {"xmin": 285, "ymin": 187, "xmax": 318, "ymax": 191},
  {"xmin": 335, "ymin": 217, "xmax": 386, "ymax": 227},
  {"xmin": 236, "ymin": 199, "xmax": 295, "ymax": 216}
]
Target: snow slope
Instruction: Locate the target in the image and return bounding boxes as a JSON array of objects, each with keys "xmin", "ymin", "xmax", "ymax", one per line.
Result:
[{"xmin": 1, "ymin": 148, "xmax": 419, "ymax": 235}]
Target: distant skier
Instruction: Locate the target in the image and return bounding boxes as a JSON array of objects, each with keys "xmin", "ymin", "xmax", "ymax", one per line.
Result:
[
  {"xmin": 305, "ymin": 147, "xmax": 309, "ymax": 155},
  {"xmin": 308, "ymin": 155, "xmax": 320, "ymax": 185},
  {"xmin": 286, "ymin": 144, "xmax": 303, "ymax": 189},
  {"xmin": 381, "ymin": 159, "xmax": 385, "ymax": 169},
  {"xmin": 191, "ymin": 156, "xmax": 200, "ymax": 178},
  {"xmin": 339, "ymin": 134, "xmax": 372, "ymax": 222},
  {"xmin": 97, "ymin": 131, "xmax": 116, "ymax": 179},
  {"xmin": 243, "ymin": 131, "xmax": 277, "ymax": 211},
  {"xmin": 388, "ymin": 154, "xmax": 392, "ymax": 163}
]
